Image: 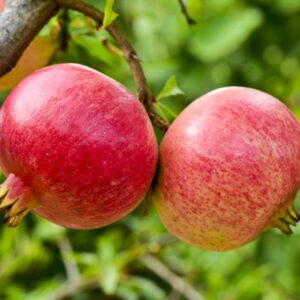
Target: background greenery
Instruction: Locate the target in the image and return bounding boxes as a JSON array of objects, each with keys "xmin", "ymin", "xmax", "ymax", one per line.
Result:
[{"xmin": 1, "ymin": 0, "xmax": 300, "ymax": 299}]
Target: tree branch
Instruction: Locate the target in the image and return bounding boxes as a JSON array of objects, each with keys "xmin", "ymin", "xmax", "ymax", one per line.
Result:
[
  {"xmin": 56, "ymin": 0, "xmax": 169, "ymax": 131},
  {"xmin": 177, "ymin": 0, "xmax": 196, "ymax": 25},
  {"xmin": 57, "ymin": 237, "xmax": 81, "ymax": 286},
  {"xmin": 0, "ymin": 0, "xmax": 58, "ymax": 77},
  {"xmin": 0, "ymin": 0, "xmax": 169, "ymax": 130},
  {"xmin": 47, "ymin": 277, "xmax": 99, "ymax": 300},
  {"xmin": 140, "ymin": 254, "xmax": 205, "ymax": 300},
  {"xmin": 58, "ymin": 9, "xmax": 70, "ymax": 51}
]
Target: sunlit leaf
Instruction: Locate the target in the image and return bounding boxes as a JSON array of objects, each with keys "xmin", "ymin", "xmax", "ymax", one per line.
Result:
[
  {"xmin": 102, "ymin": 0, "xmax": 119, "ymax": 29},
  {"xmin": 72, "ymin": 34, "xmax": 120, "ymax": 66},
  {"xmin": 97, "ymin": 232, "xmax": 121, "ymax": 295},
  {"xmin": 157, "ymin": 75, "xmax": 184, "ymax": 100}
]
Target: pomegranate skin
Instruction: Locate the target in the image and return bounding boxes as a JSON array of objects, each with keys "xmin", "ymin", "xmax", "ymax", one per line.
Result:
[
  {"xmin": 0, "ymin": 63, "xmax": 158, "ymax": 229},
  {"xmin": 0, "ymin": 1, "xmax": 5, "ymax": 12},
  {"xmin": 154, "ymin": 87, "xmax": 300, "ymax": 251}
]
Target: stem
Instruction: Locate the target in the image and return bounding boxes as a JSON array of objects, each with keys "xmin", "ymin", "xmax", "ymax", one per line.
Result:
[
  {"xmin": 59, "ymin": 9, "xmax": 70, "ymax": 51},
  {"xmin": 140, "ymin": 254, "xmax": 205, "ymax": 300},
  {"xmin": 177, "ymin": 0, "xmax": 196, "ymax": 25},
  {"xmin": 56, "ymin": 0, "xmax": 169, "ymax": 131},
  {"xmin": 0, "ymin": 0, "xmax": 169, "ymax": 130},
  {"xmin": 48, "ymin": 277, "xmax": 99, "ymax": 300},
  {"xmin": 57, "ymin": 237, "xmax": 81, "ymax": 285}
]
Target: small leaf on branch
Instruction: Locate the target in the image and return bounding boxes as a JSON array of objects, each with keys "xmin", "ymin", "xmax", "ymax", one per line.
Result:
[
  {"xmin": 157, "ymin": 75, "xmax": 184, "ymax": 101},
  {"xmin": 154, "ymin": 102, "xmax": 179, "ymax": 122},
  {"xmin": 154, "ymin": 103, "xmax": 169, "ymax": 122},
  {"xmin": 102, "ymin": 0, "xmax": 119, "ymax": 29}
]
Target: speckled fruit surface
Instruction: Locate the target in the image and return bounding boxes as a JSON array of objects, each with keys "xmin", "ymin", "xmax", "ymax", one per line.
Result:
[
  {"xmin": 0, "ymin": 63, "xmax": 158, "ymax": 229},
  {"xmin": 154, "ymin": 86, "xmax": 300, "ymax": 251}
]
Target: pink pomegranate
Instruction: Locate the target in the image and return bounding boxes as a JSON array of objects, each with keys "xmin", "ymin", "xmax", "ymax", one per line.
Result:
[
  {"xmin": 0, "ymin": 0, "xmax": 5, "ymax": 13},
  {"xmin": 154, "ymin": 87, "xmax": 300, "ymax": 251},
  {"xmin": 0, "ymin": 63, "xmax": 158, "ymax": 229}
]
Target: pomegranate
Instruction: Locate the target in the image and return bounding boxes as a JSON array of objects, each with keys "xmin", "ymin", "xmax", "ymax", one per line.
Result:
[
  {"xmin": 0, "ymin": 63, "xmax": 158, "ymax": 229},
  {"xmin": 0, "ymin": 0, "xmax": 5, "ymax": 13},
  {"xmin": 154, "ymin": 87, "xmax": 300, "ymax": 251}
]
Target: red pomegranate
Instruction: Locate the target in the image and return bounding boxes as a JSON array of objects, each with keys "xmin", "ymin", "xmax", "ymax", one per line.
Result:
[
  {"xmin": 0, "ymin": 0, "xmax": 5, "ymax": 13},
  {"xmin": 154, "ymin": 87, "xmax": 300, "ymax": 251},
  {"xmin": 0, "ymin": 63, "xmax": 158, "ymax": 229}
]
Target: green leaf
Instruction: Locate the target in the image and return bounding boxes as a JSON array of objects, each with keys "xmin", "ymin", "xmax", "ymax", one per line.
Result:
[
  {"xmin": 188, "ymin": 8, "xmax": 263, "ymax": 62},
  {"xmin": 273, "ymin": 0, "xmax": 300, "ymax": 14},
  {"xmin": 154, "ymin": 102, "xmax": 179, "ymax": 122},
  {"xmin": 34, "ymin": 218, "xmax": 66, "ymax": 241},
  {"xmin": 97, "ymin": 232, "xmax": 121, "ymax": 295},
  {"xmin": 72, "ymin": 35, "xmax": 120, "ymax": 66},
  {"xmin": 117, "ymin": 276, "xmax": 166, "ymax": 300},
  {"xmin": 187, "ymin": 0, "xmax": 202, "ymax": 17},
  {"xmin": 157, "ymin": 75, "xmax": 184, "ymax": 100},
  {"xmin": 102, "ymin": 0, "xmax": 119, "ymax": 29}
]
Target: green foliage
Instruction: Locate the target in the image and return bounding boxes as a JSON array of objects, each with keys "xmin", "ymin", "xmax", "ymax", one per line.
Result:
[
  {"xmin": 1, "ymin": 0, "xmax": 300, "ymax": 299},
  {"xmin": 102, "ymin": 0, "xmax": 119, "ymax": 29},
  {"xmin": 157, "ymin": 76, "xmax": 184, "ymax": 101},
  {"xmin": 188, "ymin": 8, "xmax": 264, "ymax": 62}
]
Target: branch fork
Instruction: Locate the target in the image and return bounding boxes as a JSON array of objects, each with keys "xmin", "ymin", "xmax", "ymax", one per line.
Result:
[{"xmin": 0, "ymin": 0, "xmax": 169, "ymax": 131}]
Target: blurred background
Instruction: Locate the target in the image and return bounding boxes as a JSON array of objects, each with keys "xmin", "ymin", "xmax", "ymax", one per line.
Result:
[{"xmin": 1, "ymin": 0, "xmax": 300, "ymax": 299}]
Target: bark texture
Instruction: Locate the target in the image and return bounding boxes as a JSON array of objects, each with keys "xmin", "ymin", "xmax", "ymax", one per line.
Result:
[
  {"xmin": 0, "ymin": 0, "xmax": 169, "ymax": 130},
  {"xmin": 0, "ymin": 0, "xmax": 57, "ymax": 77}
]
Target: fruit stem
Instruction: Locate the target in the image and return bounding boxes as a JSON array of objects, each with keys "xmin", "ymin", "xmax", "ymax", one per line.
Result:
[{"xmin": 0, "ymin": 174, "xmax": 34, "ymax": 227}]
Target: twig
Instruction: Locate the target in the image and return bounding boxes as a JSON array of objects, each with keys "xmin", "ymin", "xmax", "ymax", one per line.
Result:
[
  {"xmin": 57, "ymin": 237, "xmax": 80, "ymax": 285},
  {"xmin": 51, "ymin": 236, "xmax": 98, "ymax": 300},
  {"xmin": 56, "ymin": 0, "xmax": 169, "ymax": 131},
  {"xmin": 139, "ymin": 254, "xmax": 205, "ymax": 300},
  {"xmin": 0, "ymin": 0, "xmax": 169, "ymax": 130},
  {"xmin": 178, "ymin": 0, "xmax": 196, "ymax": 25},
  {"xmin": 47, "ymin": 277, "xmax": 99, "ymax": 300},
  {"xmin": 58, "ymin": 9, "xmax": 70, "ymax": 51}
]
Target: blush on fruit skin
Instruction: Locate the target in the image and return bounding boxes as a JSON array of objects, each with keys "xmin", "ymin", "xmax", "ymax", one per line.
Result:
[
  {"xmin": 154, "ymin": 86, "xmax": 300, "ymax": 251},
  {"xmin": 0, "ymin": 63, "xmax": 158, "ymax": 229},
  {"xmin": 0, "ymin": 1, "xmax": 5, "ymax": 13}
]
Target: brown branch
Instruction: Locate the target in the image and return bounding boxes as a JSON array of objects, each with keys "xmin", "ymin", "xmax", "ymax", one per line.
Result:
[
  {"xmin": 0, "ymin": 0, "xmax": 58, "ymax": 77},
  {"xmin": 58, "ymin": 9, "xmax": 70, "ymax": 51},
  {"xmin": 0, "ymin": 0, "xmax": 169, "ymax": 130},
  {"xmin": 140, "ymin": 254, "xmax": 205, "ymax": 300},
  {"xmin": 56, "ymin": 0, "xmax": 169, "ymax": 131},
  {"xmin": 178, "ymin": 0, "xmax": 196, "ymax": 25}
]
